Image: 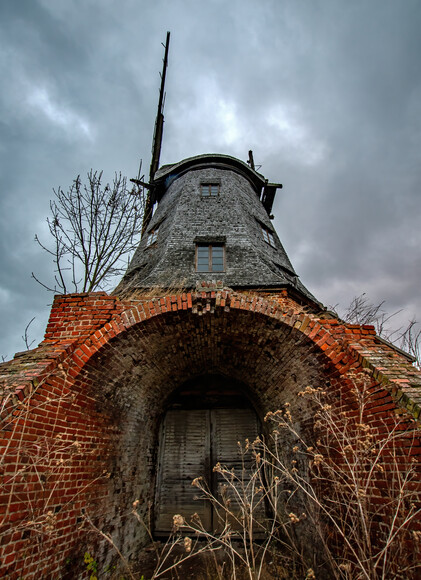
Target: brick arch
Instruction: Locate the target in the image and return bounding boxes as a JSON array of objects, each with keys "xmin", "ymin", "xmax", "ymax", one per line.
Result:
[
  {"xmin": 57, "ymin": 289, "xmax": 419, "ymax": 420},
  {"xmin": 1, "ymin": 289, "xmax": 420, "ymax": 578},
  {"xmin": 71, "ymin": 298, "xmax": 346, "ymax": 566},
  {"xmin": 56, "ymin": 290, "xmax": 417, "ymax": 566},
  {"xmin": 75, "ymin": 295, "xmax": 344, "ymax": 417}
]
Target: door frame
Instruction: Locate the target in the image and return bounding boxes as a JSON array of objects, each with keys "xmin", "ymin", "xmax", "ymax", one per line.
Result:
[{"xmin": 153, "ymin": 374, "xmax": 261, "ymax": 535}]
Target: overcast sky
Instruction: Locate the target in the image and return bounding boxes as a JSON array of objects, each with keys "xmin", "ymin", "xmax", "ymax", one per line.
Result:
[{"xmin": 1, "ymin": 0, "xmax": 420, "ymax": 360}]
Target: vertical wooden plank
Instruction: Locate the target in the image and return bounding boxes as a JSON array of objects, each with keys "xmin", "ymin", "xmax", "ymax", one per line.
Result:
[
  {"xmin": 212, "ymin": 408, "xmax": 264, "ymax": 531},
  {"xmin": 155, "ymin": 409, "xmax": 211, "ymax": 533}
]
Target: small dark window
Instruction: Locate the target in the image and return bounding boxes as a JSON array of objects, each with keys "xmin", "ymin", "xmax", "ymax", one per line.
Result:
[
  {"xmin": 196, "ymin": 243, "xmax": 225, "ymax": 272},
  {"xmin": 147, "ymin": 225, "xmax": 160, "ymax": 246},
  {"xmin": 261, "ymin": 225, "xmax": 276, "ymax": 248},
  {"xmin": 201, "ymin": 183, "xmax": 220, "ymax": 197}
]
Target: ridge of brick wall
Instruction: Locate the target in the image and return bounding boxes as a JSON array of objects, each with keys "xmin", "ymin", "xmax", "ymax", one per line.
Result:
[
  {"xmin": 2, "ymin": 288, "xmax": 421, "ymax": 421},
  {"xmin": 43, "ymin": 292, "xmax": 126, "ymax": 343}
]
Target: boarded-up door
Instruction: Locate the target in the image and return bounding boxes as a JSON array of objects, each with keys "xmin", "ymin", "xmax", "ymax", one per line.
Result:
[
  {"xmin": 155, "ymin": 407, "xmax": 259, "ymax": 534},
  {"xmin": 212, "ymin": 408, "xmax": 260, "ymax": 531}
]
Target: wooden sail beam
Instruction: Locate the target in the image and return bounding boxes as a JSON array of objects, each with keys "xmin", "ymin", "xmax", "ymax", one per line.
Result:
[{"xmin": 141, "ymin": 31, "xmax": 171, "ymax": 235}]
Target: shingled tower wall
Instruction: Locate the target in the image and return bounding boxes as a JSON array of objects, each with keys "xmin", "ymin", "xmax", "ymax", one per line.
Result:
[
  {"xmin": 116, "ymin": 154, "xmax": 312, "ymax": 298},
  {"xmin": 1, "ymin": 154, "xmax": 420, "ymax": 579}
]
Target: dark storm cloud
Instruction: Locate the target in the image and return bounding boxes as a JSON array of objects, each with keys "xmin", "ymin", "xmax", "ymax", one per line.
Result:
[{"xmin": 1, "ymin": 0, "xmax": 420, "ymax": 358}]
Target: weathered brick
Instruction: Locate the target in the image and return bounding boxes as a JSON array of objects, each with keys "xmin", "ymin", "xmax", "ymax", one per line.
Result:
[{"xmin": 1, "ymin": 287, "xmax": 421, "ymax": 578}]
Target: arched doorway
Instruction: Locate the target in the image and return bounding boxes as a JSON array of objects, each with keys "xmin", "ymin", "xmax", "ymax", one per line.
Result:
[{"xmin": 154, "ymin": 375, "xmax": 260, "ymax": 534}]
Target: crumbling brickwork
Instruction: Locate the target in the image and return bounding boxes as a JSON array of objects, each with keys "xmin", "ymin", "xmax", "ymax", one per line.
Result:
[{"xmin": 1, "ymin": 288, "xmax": 420, "ymax": 578}]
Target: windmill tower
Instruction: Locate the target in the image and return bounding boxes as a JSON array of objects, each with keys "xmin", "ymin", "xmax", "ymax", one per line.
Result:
[
  {"xmin": 115, "ymin": 148, "xmax": 327, "ymax": 533},
  {"xmin": 113, "ymin": 33, "xmax": 325, "ymax": 533},
  {"xmin": 0, "ymin": 33, "xmax": 420, "ymax": 579}
]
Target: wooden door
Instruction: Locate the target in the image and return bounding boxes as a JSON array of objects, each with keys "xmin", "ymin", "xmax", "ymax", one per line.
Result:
[
  {"xmin": 154, "ymin": 409, "xmax": 211, "ymax": 532},
  {"xmin": 212, "ymin": 408, "xmax": 261, "ymax": 531},
  {"xmin": 154, "ymin": 407, "xmax": 259, "ymax": 534}
]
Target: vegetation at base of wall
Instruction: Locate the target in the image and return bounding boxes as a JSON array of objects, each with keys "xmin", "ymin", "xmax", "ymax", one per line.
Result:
[
  {"xmin": 1, "ymin": 362, "xmax": 419, "ymax": 578},
  {"xmin": 0, "ymin": 366, "xmax": 111, "ymax": 578},
  {"xmin": 84, "ymin": 552, "xmax": 99, "ymax": 579},
  {"xmin": 92, "ymin": 370, "xmax": 420, "ymax": 580}
]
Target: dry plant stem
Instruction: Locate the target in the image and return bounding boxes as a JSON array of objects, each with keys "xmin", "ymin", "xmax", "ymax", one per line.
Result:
[
  {"xmin": 1, "ymin": 382, "xmax": 63, "ymax": 533},
  {"xmin": 262, "ymin": 427, "xmax": 367, "ymax": 574},
  {"xmin": 132, "ymin": 504, "xmax": 161, "ymax": 562},
  {"xmin": 189, "ymin": 456, "xmax": 278, "ymax": 580},
  {"xmin": 84, "ymin": 515, "xmax": 137, "ymax": 580},
  {"xmin": 266, "ymin": 439, "xmax": 366, "ymax": 578},
  {"xmin": 173, "ymin": 519, "xmax": 246, "ymax": 580},
  {"xmin": 151, "ymin": 524, "xmax": 222, "ymax": 579},
  {"xmin": 264, "ymin": 375, "xmax": 421, "ymax": 579},
  {"xmin": 2, "ymin": 368, "xmax": 69, "ymax": 534},
  {"xmin": 0, "ymin": 364, "xmax": 110, "ymax": 580},
  {"xmin": 330, "ymin": 385, "xmax": 419, "ymax": 577}
]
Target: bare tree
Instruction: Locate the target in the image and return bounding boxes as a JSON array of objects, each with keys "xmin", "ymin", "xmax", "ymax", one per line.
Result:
[
  {"xmin": 342, "ymin": 293, "xmax": 401, "ymax": 336},
  {"xmin": 33, "ymin": 170, "xmax": 145, "ymax": 293},
  {"xmin": 340, "ymin": 294, "xmax": 420, "ymax": 368},
  {"xmin": 394, "ymin": 318, "xmax": 421, "ymax": 369}
]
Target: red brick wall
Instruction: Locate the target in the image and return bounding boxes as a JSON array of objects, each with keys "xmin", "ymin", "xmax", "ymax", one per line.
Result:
[
  {"xmin": 1, "ymin": 357, "xmax": 116, "ymax": 578},
  {"xmin": 43, "ymin": 292, "xmax": 126, "ymax": 344},
  {"xmin": 1, "ymin": 289, "xmax": 420, "ymax": 578}
]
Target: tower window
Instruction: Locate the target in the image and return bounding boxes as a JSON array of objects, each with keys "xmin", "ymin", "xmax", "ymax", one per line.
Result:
[
  {"xmin": 261, "ymin": 225, "xmax": 276, "ymax": 248},
  {"xmin": 147, "ymin": 225, "xmax": 160, "ymax": 246},
  {"xmin": 196, "ymin": 243, "xmax": 225, "ymax": 272},
  {"xmin": 201, "ymin": 183, "xmax": 220, "ymax": 197}
]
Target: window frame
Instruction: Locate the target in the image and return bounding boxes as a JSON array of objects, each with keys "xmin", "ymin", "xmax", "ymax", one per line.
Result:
[
  {"xmin": 146, "ymin": 223, "xmax": 161, "ymax": 247},
  {"xmin": 200, "ymin": 182, "xmax": 220, "ymax": 198},
  {"xmin": 195, "ymin": 243, "xmax": 225, "ymax": 272},
  {"xmin": 260, "ymin": 224, "xmax": 276, "ymax": 248}
]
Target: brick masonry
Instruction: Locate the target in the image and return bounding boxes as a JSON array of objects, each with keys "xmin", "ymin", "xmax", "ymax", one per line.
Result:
[{"xmin": 1, "ymin": 288, "xmax": 420, "ymax": 578}]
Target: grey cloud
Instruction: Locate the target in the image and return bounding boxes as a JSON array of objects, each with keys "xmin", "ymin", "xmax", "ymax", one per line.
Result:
[{"xmin": 1, "ymin": 0, "xmax": 420, "ymax": 358}]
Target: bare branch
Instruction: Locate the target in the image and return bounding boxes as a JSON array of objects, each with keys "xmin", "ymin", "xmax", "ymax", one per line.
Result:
[
  {"xmin": 343, "ymin": 293, "xmax": 386, "ymax": 327},
  {"xmin": 34, "ymin": 171, "xmax": 146, "ymax": 293},
  {"xmin": 395, "ymin": 318, "xmax": 421, "ymax": 369},
  {"xmin": 341, "ymin": 294, "xmax": 420, "ymax": 368},
  {"xmin": 22, "ymin": 317, "xmax": 36, "ymax": 350}
]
